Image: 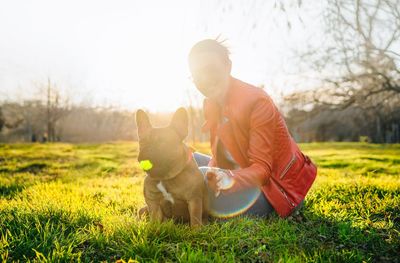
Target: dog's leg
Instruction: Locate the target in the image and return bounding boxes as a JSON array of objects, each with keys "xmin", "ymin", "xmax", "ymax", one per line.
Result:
[
  {"xmin": 202, "ymin": 214, "xmax": 209, "ymax": 225},
  {"xmin": 188, "ymin": 198, "xmax": 203, "ymax": 227},
  {"xmin": 144, "ymin": 176, "xmax": 164, "ymax": 222},
  {"xmin": 202, "ymin": 187, "xmax": 209, "ymax": 224},
  {"xmin": 138, "ymin": 205, "xmax": 149, "ymax": 218},
  {"xmin": 160, "ymin": 199, "xmax": 173, "ymax": 219},
  {"xmin": 148, "ymin": 202, "xmax": 163, "ymax": 222}
]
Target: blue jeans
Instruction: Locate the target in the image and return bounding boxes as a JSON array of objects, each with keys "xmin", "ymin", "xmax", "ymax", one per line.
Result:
[{"xmin": 193, "ymin": 152, "xmax": 276, "ymax": 218}]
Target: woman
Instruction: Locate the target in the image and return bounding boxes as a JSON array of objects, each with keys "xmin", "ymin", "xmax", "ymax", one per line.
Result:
[{"xmin": 189, "ymin": 39, "xmax": 317, "ymax": 218}]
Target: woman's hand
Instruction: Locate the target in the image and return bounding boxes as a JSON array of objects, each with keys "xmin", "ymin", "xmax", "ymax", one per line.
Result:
[{"xmin": 205, "ymin": 168, "xmax": 234, "ymax": 197}]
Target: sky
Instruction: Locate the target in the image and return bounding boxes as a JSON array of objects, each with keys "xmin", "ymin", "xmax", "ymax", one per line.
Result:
[{"xmin": 0, "ymin": 0, "xmax": 324, "ymax": 112}]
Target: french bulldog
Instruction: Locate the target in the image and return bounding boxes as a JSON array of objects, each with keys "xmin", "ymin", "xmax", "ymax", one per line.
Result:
[{"xmin": 136, "ymin": 108, "xmax": 208, "ymax": 227}]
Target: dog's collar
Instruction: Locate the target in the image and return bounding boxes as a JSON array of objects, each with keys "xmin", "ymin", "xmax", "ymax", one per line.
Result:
[
  {"xmin": 176, "ymin": 145, "xmax": 193, "ymax": 174},
  {"xmin": 144, "ymin": 145, "xmax": 194, "ymax": 179}
]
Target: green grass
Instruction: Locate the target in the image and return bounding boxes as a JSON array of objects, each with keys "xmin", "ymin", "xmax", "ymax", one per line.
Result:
[{"xmin": 0, "ymin": 142, "xmax": 399, "ymax": 262}]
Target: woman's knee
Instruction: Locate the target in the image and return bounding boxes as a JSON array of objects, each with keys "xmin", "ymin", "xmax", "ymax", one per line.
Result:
[{"xmin": 193, "ymin": 152, "xmax": 211, "ymax": 167}]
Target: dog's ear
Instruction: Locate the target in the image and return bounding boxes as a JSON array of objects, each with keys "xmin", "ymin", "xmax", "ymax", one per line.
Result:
[
  {"xmin": 136, "ymin": 109, "xmax": 152, "ymax": 139},
  {"xmin": 169, "ymin": 107, "xmax": 188, "ymax": 140}
]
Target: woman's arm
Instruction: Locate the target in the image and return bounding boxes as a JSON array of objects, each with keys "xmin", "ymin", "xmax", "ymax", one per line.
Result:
[{"xmin": 222, "ymin": 97, "xmax": 276, "ymax": 194}]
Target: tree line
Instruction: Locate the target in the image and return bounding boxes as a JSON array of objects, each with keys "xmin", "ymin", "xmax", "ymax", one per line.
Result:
[{"xmin": 1, "ymin": 0, "xmax": 399, "ymax": 144}]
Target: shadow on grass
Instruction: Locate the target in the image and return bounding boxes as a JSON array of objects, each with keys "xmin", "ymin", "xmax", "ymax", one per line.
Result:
[
  {"xmin": 294, "ymin": 210, "xmax": 400, "ymax": 262},
  {"xmin": 0, "ymin": 162, "xmax": 49, "ymax": 174},
  {"xmin": 16, "ymin": 163, "xmax": 48, "ymax": 173},
  {"xmin": 0, "ymin": 184, "xmax": 26, "ymax": 199},
  {"xmin": 1, "ymin": 204, "xmax": 399, "ymax": 262},
  {"xmin": 1, "ymin": 180, "xmax": 399, "ymax": 262},
  {"xmin": 0, "ymin": 206, "xmax": 100, "ymax": 261}
]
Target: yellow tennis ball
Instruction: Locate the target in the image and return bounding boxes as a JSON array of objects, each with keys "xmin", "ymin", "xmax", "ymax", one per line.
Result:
[{"xmin": 139, "ymin": 160, "xmax": 153, "ymax": 171}]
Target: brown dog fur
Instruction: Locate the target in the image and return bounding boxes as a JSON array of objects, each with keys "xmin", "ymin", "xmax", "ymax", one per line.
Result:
[{"xmin": 136, "ymin": 108, "xmax": 208, "ymax": 227}]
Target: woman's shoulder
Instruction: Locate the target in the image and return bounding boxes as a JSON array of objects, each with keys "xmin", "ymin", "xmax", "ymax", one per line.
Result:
[{"xmin": 229, "ymin": 77, "xmax": 274, "ymax": 107}]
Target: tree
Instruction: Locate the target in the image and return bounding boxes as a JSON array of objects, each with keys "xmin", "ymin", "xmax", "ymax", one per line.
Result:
[
  {"xmin": 287, "ymin": 0, "xmax": 400, "ymax": 142},
  {"xmin": 0, "ymin": 107, "xmax": 4, "ymax": 132},
  {"xmin": 41, "ymin": 78, "xmax": 70, "ymax": 142}
]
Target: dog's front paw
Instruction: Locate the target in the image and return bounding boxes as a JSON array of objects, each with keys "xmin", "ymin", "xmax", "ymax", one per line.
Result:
[
  {"xmin": 138, "ymin": 205, "xmax": 149, "ymax": 218},
  {"xmin": 188, "ymin": 198, "xmax": 204, "ymax": 228}
]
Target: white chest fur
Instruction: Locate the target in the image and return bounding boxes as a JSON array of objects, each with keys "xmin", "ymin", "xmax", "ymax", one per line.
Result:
[{"xmin": 156, "ymin": 181, "xmax": 175, "ymax": 204}]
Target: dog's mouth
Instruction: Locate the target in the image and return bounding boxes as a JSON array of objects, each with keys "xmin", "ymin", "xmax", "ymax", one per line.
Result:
[
  {"xmin": 138, "ymin": 157, "xmax": 172, "ymax": 176},
  {"xmin": 138, "ymin": 147, "xmax": 189, "ymax": 180}
]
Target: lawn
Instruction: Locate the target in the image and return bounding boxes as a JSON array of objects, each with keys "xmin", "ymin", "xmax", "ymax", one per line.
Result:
[{"xmin": 0, "ymin": 142, "xmax": 399, "ymax": 262}]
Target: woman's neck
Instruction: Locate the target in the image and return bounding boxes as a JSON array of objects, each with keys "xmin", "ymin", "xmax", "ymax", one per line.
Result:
[{"xmin": 215, "ymin": 76, "xmax": 233, "ymax": 107}]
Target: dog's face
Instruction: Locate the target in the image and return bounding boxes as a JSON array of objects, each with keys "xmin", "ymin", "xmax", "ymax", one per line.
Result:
[{"xmin": 136, "ymin": 108, "xmax": 188, "ymax": 180}]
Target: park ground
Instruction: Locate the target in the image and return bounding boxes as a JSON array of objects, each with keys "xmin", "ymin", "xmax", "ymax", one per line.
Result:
[{"xmin": 0, "ymin": 142, "xmax": 399, "ymax": 262}]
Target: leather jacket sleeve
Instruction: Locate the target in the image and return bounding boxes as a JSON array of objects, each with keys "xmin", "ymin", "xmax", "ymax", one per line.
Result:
[{"xmin": 223, "ymin": 98, "xmax": 276, "ymax": 194}]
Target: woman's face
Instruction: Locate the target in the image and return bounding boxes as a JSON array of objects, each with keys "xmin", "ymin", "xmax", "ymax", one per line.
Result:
[{"xmin": 189, "ymin": 52, "xmax": 231, "ymax": 100}]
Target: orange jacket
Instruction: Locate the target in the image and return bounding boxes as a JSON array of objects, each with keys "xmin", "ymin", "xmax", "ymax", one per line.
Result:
[{"xmin": 202, "ymin": 77, "xmax": 317, "ymax": 217}]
